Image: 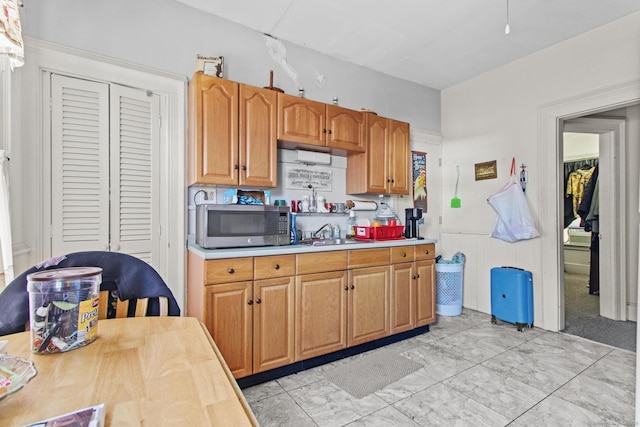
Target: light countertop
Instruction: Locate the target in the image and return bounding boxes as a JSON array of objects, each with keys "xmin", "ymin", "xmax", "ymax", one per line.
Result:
[{"xmin": 188, "ymin": 236, "xmax": 438, "ymax": 260}]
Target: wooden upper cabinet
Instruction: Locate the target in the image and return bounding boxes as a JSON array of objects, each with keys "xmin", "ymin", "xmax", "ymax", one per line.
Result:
[
  {"xmin": 388, "ymin": 119, "xmax": 410, "ymax": 194},
  {"xmin": 277, "ymin": 93, "xmax": 365, "ymax": 154},
  {"xmin": 188, "ymin": 73, "xmax": 238, "ymax": 185},
  {"xmin": 346, "ymin": 114, "xmax": 410, "ymax": 195},
  {"xmin": 326, "ymin": 105, "xmax": 365, "ymax": 153},
  {"xmin": 277, "ymin": 93, "xmax": 325, "ymax": 147},
  {"xmin": 239, "ymin": 84, "xmax": 277, "ymax": 187},
  {"xmin": 188, "ymin": 73, "xmax": 277, "ymax": 187}
]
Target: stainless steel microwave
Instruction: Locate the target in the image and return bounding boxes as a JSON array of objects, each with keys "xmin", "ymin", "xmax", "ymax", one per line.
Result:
[{"xmin": 195, "ymin": 204, "xmax": 290, "ymax": 249}]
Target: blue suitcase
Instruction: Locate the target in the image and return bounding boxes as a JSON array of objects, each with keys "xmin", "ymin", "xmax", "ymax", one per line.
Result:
[{"xmin": 490, "ymin": 267, "xmax": 534, "ymax": 331}]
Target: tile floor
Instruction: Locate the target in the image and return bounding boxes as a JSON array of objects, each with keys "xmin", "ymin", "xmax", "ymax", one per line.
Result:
[{"xmin": 243, "ymin": 309, "xmax": 636, "ymax": 426}]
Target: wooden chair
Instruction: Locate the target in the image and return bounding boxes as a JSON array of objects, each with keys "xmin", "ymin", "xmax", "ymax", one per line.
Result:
[{"xmin": 98, "ymin": 290, "xmax": 169, "ymax": 320}]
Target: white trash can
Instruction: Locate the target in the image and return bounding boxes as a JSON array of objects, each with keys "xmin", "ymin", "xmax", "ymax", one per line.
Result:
[{"xmin": 436, "ymin": 263, "xmax": 464, "ymax": 316}]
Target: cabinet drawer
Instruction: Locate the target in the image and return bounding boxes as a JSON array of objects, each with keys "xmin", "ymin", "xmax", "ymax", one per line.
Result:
[
  {"xmin": 348, "ymin": 248, "xmax": 390, "ymax": 268},
  {"xmin": 204, "ymin": 257, "xmax": 254, "ymax": 284},
  {"xmin": 296, "ymin": 251, "xmax": 347, "ymax": 275},
  {"xmin": 414, "ymin": 244, "xmax": 436, "ymax": 261},
  {"xmin": 254, "ymin": 254, "xmax": 295, "ymax": 279},
  {"xmin": 391, "ymin": 246, "xmax": 415, "ymax": 264}
]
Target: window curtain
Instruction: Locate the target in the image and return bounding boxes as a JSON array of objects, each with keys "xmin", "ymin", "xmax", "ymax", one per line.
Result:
[{"xmin": 0, "ymin": 150, "xmax": 13, "ymax": 282}]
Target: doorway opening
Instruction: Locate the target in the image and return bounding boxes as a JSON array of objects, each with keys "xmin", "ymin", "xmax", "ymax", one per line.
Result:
[{"xmin": 559, "ymin": 115, "xmax": 636, "ymax": 352}]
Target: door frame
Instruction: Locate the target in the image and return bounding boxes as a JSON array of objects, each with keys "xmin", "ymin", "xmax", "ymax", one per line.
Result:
[{"xmin": 561, "ymin": 118, "xmax": 626, "ymax": 324}]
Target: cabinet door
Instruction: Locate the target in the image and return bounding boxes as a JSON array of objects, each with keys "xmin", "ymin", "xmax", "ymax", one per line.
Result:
[
  {"xmin": 390, "ymin": 262, "xmax": 415, "ymax": 334},
  {"xmin": 326, "ymin": 105, "xmax": 365, "ymax": 153},
  {"xmin": 240, "ymin": 84, "xmax": 277, "ymax": 187},
  {"xmin": 364, "ymin": 114, "xmax": 389, "ymax": 193},
  {"xmin": 388, "ymin": 119, "xmax": 410, "ymax": 195},
  {"xmin": 348, "ymin": 266, "xmax": 390, "ymax": 346},
  {"xmin": 295, "ymin": 271, "xmax": 348, "ymax": 360},
  {"xmin": 253, "ymin": 277, "xmax": 295, "ymax": 373},
  {"xmin": 415, "ymin": 259, "xmax": 436, "ymax": 327},
  {"xmin": 277, "ymin": 93, "xmax": 325, "ymax": 147},
  {"xmin": 188, "ymin": 73, "xmax": 239, "ymax": 185},
  {"xmin": 205, "ymin": 281, "xmax": 253, "ymax": 378}
]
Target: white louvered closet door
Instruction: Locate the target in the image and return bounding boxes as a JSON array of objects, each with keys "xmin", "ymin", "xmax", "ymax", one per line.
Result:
[
  {"xmin": 109, "ymin": 86, "xmax": 160, "ymax": 263},
  {"xmin": 51, "ymin": 75, "xmax": 110, "ymax": 254},
  {"xmin": 50, "ymin": 74, "xmax": 160, "ymax": 262}
]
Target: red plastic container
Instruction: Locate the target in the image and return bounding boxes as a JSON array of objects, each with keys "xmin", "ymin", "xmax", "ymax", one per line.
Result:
[{"xmin": 354, "ymin": 225, "xmax": 405, "ymax": 241}]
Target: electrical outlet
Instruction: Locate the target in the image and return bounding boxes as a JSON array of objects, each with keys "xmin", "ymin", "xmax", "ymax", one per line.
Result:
[{"xmin": 208, "ymin": 190, "xmax": 216, "ymax": 202}]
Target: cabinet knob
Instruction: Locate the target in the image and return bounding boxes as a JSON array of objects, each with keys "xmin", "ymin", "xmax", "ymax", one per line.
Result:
[
  {"xmin": 402, "ymin": 252, "xmax": 407, "ymax": 257},
  {"xmin": 241, "ymin": 165, "xmax": 247, "ymax": 171},
  {"xmin": 323, "ymin": 128, "xmax": 327, "ymax": 134},
  {"xmin": 425, "ymin": 250, "xmax": 430, "ymax": 254},
  {"xmin": 344, "ymin": 286, "xmax": 349, "ymax": 291},
  {"xmin": 412, "ymin": 275, "xmax": 417, "ymax": 280},
  {"xmin": 274, "ymin": 264, "xmax": 280, "ymax": 270},
  {"xmin": 247, "ymin": 299, "xmax": 253, "ymax": 305},
  {"xmin": 350, "ymin": 285, "xmax": 355, "ymax": 290},
  {"xmin": 228, "ymin": 268, "xmax": 235, "ymax": 274},
  {"xmin": 387, "ymin": 178, "xmax": 391, "ymax": 183},
  {"xmin": 327, "ymin": 129, "xmax": 332, "ymax": 134},
  {"xmin": 234, "ymin": 164, "xmax": 239, "ymax": 170},
  {"xmin": 255, "ymin": 298, "xmax": 261, "ymax": 304},
  {"xmin": 416, "ymin": 274, "xmax": 420, "ymax": 279}
]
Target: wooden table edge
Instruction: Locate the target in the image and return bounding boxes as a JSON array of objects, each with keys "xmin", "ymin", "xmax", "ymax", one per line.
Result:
[{"xmin": 198, "ymin": 321, "xmax": 259, "ymax": 426}]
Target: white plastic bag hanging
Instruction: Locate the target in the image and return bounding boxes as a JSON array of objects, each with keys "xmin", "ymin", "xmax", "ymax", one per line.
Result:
[{"xmin": 487, "ymin": 159, "xmax": 539, "ymax": 243}]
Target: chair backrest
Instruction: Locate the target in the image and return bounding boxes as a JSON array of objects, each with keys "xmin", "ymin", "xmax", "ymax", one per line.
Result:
[
  {"xmin": 97, "ymin": 290, "xmax": 169, "ymax": 319},
  {"xmin": 0, "ymin": 251, "xmax": 180, "ymax": 336}
]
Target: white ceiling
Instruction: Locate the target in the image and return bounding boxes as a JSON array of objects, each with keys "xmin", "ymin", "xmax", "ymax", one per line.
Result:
[{"xmin": 176, "ymin": 0, "xmax": 640, "ymax": 90}]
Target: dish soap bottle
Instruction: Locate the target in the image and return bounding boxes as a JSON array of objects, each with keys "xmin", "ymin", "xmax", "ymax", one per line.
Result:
[
  {"xmin": 332, "ymin": 223, "xmax": 341, "ymax": 239},
  {"xmin": 346, "ymin": 211, "xmax": 357, "ymax": 239}
]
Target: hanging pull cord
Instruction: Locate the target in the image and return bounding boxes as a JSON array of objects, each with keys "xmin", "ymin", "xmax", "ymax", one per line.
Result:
[{"xmin": 454, "ymin": 165, "xmax": 460, "ymax": 198}]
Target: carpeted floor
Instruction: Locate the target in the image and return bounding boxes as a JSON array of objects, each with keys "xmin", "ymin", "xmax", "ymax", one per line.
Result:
[{"xmin": 563, "ymin": 272, "xmax": 636, "ymax": 352}]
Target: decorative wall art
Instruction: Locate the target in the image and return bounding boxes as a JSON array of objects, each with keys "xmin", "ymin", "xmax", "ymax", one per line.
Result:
[
  {"xmin": 285, "ymin": 167, "xmax": 332, "ymax": 191},
  {"xmin": 412, "ymin": 151, "xmax": 428, "ymax": 212},
  {"xmin": 475, "ymin": 160, "xmax": 498, "ymax": 181},
  {"xmin": 196, "ymin": 55, "xmax": 224, "ymax": 77}
]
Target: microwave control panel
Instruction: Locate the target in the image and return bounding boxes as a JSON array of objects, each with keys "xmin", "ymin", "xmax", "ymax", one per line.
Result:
[{"xmin": 278, "ymin": 213, "xmax": 289, "ymax": 235}]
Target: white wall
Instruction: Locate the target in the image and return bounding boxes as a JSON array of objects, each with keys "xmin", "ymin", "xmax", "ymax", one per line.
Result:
[
  {"xmin": 7, "ymin": 0, "xmax": 441, "ymax": 279},
  {"xmin": 441, "ymin": 11, "xmax": 640, "ymax": 330},
  {"xmin": 20, "ymin": 0, "xmax": 440, "ymax": 132}
]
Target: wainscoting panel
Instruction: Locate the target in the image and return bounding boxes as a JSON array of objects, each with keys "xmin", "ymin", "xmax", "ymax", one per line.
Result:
[{"xmin": 439, "ymin": 231, "xmax": 541, "ymax": 319}]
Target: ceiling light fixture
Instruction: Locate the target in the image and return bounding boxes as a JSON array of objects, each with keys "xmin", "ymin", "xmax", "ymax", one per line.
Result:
[{"xmin": 504, "ymin": 0, "xmax": 511, "ymax": 35}]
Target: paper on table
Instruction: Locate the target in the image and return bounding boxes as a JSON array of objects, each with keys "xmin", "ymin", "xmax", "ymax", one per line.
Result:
[{"xmin": 24, "ymin": 403, "xmax": 106, "ymax": 427}]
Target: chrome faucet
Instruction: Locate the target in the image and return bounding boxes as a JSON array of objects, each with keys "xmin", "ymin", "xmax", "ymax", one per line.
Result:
[{"xmin": 313, "ymin": 223, "xmax": 332, "ymax": 239}]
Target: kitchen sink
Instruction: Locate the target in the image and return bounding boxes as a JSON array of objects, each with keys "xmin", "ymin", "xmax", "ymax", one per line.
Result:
[{"xmin": 298, "ymin": 238, "xmax": 363, "ymax": 246}]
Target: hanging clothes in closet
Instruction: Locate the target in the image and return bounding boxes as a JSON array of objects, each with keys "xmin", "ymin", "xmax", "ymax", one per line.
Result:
[
  {"xmin": 577, "ymin": 165, "xmax": 600, "ymax": 295},
  {"xmin": 563, "ymin": 158, "xmax": 598, "ymax": 228}
]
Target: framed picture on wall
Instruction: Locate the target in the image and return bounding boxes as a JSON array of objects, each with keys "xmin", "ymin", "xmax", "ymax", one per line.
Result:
[{"xmin": 475, "ymin": 160, "xmax": 498, "ymax": 181}]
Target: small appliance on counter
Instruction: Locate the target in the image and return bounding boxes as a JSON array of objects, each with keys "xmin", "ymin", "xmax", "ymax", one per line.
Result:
[
  {"xmin": 405, "ymin": 208, "xmax": 423, "ymax": 239},
  {"xmin": 196, "ymin": 204, "xmax": 290, "ymax": 248}
]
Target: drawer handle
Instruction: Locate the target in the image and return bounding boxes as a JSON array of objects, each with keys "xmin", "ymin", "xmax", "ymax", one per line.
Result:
[
  {"xmin": 425, "ymin": 250, "xmax": 430, "ymax": 254},
  {"xmin": 247, "ymin": 299, "xmax": 253, "ymax": 305},
  {"xmin": 274, "ymin": 264, "xmax": 280, "ymax": 270},
  {"xmin": 255, "ymin": 298, "xmax": 262, "ymax": 304},
  {"xmin": 228, "ymin": 268, "xmax": 235, "ymax": 274},
  {"xmin": 402, "ymin": 253, "xmax": 407, "ymax": 258}
]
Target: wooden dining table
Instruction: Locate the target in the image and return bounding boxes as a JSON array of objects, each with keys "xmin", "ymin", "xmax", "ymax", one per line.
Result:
[{"xmin": 1, "ymin": 316, "xmax": 258, "ymax": 426}]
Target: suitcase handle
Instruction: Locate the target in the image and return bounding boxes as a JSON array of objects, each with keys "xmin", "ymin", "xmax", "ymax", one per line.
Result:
[{"xmin": 501, "ymin": 266, "xmax": 524, "ymax": 271}]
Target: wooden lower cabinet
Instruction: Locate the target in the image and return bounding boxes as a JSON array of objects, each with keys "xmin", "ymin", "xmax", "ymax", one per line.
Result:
[
  {"xmin": 348, "ymin": 266, "xmax": 390, "ymax": 346},
  {"xmin": 190, "ymin": 244, "xmax": 436, "ymax": 379},
  {"xmin": 295, "ymin": 271, "xmax": 348, "ymax": 360},
  {"xmin": 205, "ymin": 281, "xmax": 253, "ymax": 378},
  {"xmin": 390, "ymin": 262, "xmax": 415, "ymax": 334},
  {"xmin": 205, "ymin": 277, "xmax": 295, "ymax": 378}
]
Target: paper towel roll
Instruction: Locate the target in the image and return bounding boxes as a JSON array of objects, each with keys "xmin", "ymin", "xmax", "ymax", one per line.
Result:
[{"xmin": 346, "ymin": 200, "xmax": 378, "ymax": 211}]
